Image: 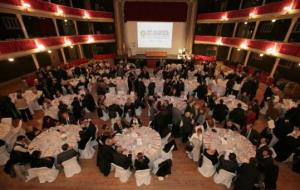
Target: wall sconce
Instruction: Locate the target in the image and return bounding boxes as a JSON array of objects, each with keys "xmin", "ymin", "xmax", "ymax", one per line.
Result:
[
  {"xmin": 21, "ymin": 1, "xmax": 31, "ymax": 10},
  {"xmin": 240, "ymin": 42, "xmax": 248, "ymax": 49},
  {"xmin": 216, "ymin": 38, "xmax": 223, "ymax": 45},
  {"xmin": 64, "ymin": 38, "xmax": 72, "ymax": 46},
  {"xmin": 47, "ymin": 50, "xmax": 52, "ymax": 54},
  {"xmin": 237, "ymin": 48, "xmax": 241, "ymax": 51},
  {"xmin": 272, "ymin": 19, "xmax": 276, "ymax": 23},
  {"xmin": 8, "ymin": 58, "xmax": 14, "ymax": 62},
  {"xmin": 221, "ymin": 15, "xmax": 228, "ymax": 21},
  {"xmin": 259, "ymin": 53, "xmax": 264, "ymax": 57},
  {"xmin": 266, "ymin": 46, "xmax": 278, "ymax": 55},
  {"xmin": 35, "ymin": 40, "xmax": 45, "ymax": 51},
  {"xmin": 249, "ymin": 11, "xmax": 256, "ymax": 19},
  {"xmin": 283, "ymin": 4, "xmax": 293, "ymax": 14},
  {"xmin": 83, "ymin": 11, "xmax": 90, "ymax": 19},
  {"xmin": 57, "ymin": 7, "xmax": 64, "ymax": 16},
  {"xmin": 87, "ymin": 36, "xmax": 95, "ymax": 43}
]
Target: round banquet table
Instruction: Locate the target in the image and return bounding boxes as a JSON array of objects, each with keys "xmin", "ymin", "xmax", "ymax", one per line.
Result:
[
  {"xmin": 28, "ymin": 125, "xmax": 82, "ymax": 157},
  {"xmin": 203, "ymin": 128, "xmax": 256, "ymax": 163},
  {"xmin": 158, "ymin": 96, "xmax": 187, "ymax": 113},
  {"xmin": 114, "ymin": 127, "xmax": 161, "ymax": 162},
  {"xmin": 51, "ymin": 94, "xmax": 79, "ymax": 107},
  {"xmin": 104, "ymin": 92, "xmax": 135, "ymax": 107},
  {"xmin": 216, "ymin": 96, "xmax": 248, "ymax": 111},
  {"xmin": 0, "ymin": 123, "xmax": 12, "ymax": 141}
]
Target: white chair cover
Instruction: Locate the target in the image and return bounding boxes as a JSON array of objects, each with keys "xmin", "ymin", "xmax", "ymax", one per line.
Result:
[
  {"xmin": 135, "ymin": 107, "xmax": 142, "ymax": 116},
  {"xmin": 213, "ymin": 169, "xmax": 236, "ymax": 188},
  {"xmin": 27, "ymin": 167, "xmax": 59, "ymax": 183},
  {"xmin": 109, "ymin": 87, "xmax": 116, "ymax": 94},
  {"xmin": 161, "ymin": 133, "xmax": 171, "ymax": 148},
  {"xmin": 197, "ymin": 156, "xmax": 216, "ymax": 177},
  {"xmin": 135, "ymin": 169, "xmax": 151, "ymax": 187},
  {"xmin": 100, "ymin": 111, "xmax": 109, "ymax": 121},
  {"xmin": 111, "ymin": 163, "xmax": 131, "ymax": 183},
  {"xmin": 79, "ymin": 138, "xmax": 95, "ymax": 159},
  {"xmin": 153, "ymin": 145, "xmax": 175, "ymax": 174},
  {"xmin": 1, "ymin": 118, "xmax": 12, "ymax": 125},
  {"xmin": 0, "ymin": 146, "xmax": 9, "ymax": 166},
  {"xmin": 62, "ymin": 157, "xmax": 81, "ymax": 178}
]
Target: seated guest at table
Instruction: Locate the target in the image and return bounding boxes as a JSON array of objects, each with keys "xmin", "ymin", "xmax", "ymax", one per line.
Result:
[
  {"xmin": 113, "ymin": 147, "xmax": 132, "ymax": 170},
  {"xmin": 56, "ymin": 143, "xmax": 79, "ymax": 166},
  {"xmin": 245, "ymin": 105, "xmax": 257, "ymax": 125},
  {"xmin": 71, "ymin": 97, "xmax": 83, "ymax": 121},
  {"xmin": 224, "ymin": 119, "xmax": 240, "ymax": 131},
  {"xmin": 42, "ymin": 116, "xmax": 58, "ymax": 129},
  {"xmin": 58, "ymin": 101, "xmax": 68, "ymax": 113},
  {"xmin": 96, "ymin": 80, "xmax": 108, "ymax": 96},
  {"xmin": 129, "ymin": 115, "xmax": 142, "ymax": 128},
  {"xmin": 202, "ymin": 116, "xmax": 217, "ymax": 132},
  {"xmin": 229, "ymin": 103, "xmax": 246, "ymax": 128},
  {"xmin": 15, "ymin": 92, "xmax": 33, "ymax": 122},
  {"xmin": 97, "ymin": 138, "xmax": 115, "ymax": 176},
  {"xmin": 274, "ymin": 127, "xmax": 300, "ymax": 162},
  {"xmin": 241, "ymin": 123, "xmax": 260, "ymax": 146},
  {"xmin": 108, "ymin": 104, "xmax": 123, "ymax": 119},
  {"xmin": 198, "ymin": 147, "xmax": 219, "ymax": 177},
  {"xmin": 163, "ymin": 79, "xmax": 172, "ymax": 96},
  {"xmin": 194, "ymin": 82, "xmax": 208, "ymax": 100},
  {"xmin": 134, "ymin": 152, "xmax": 150, "ymax": 170},
  {"xmin": 180, "ymin": 112, "xmax": 194, "ymax": 143},
  {"xmin": 30, "ymin": 150, "xmax": 55, "ymax": 169},
  {"xmin": 59, "ymin": 111, "xmax": 76, "ymax": 125},
  {"xmin": 216, "ymin": 152, "xmax": 238, "ymax": 174},
  {"xmin": 252, "ymin": 99, "xmax": 260, "ymax": 120},
  {"xmin": 148, "ymin": 80, "xmax": 156, "ymax": 96},
  {"xmin": 82, "ymin": 92, "xmax": 96, "ymax": 112},
  {"xmin": 213, "ymin": 99, "xmax": 229, "ymax": 123},
  {"xmin": 187, "ymin": 127, "xmax": 203, "ymax": 162},
  {"xmin": 138, "ymin": 68, "xmax": 150, "ymax": 79},
  {"xmin": 25, "ymin": 126, "xmax": 41, "ymax": 141},
  {"xmin": 113, "ymin": 118, "xmax": 129, "ymax": 134},
  {"xmin": 234, "ymin": 157, "xmax": 259, "ymax": 190},
  {"xmin": 238, "ymin": 92, "xmax": 250, "ymax": 104},
  {"xmin": 225, "ymin": 78, "xmax": 235, "ymax": 96}
]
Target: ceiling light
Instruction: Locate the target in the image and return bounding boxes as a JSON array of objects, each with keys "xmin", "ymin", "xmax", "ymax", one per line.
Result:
[
  {"xmin": 22, "ymin": 2, "xmax": 31, "ymax": 9},
  {"xmin": 87, "ymin": 36, "xmax": 94, "ymax": 43},
  {"xmin": 70, "ymin": 45, "xmax": 74, "ymax": 49},
  {"xmin": 84, "ymin": 11, "xmax": 90, "ymax": 19},
  {"xmin": 244, "ymin": 22, "xmax": 248, "ymax": 25},
  {"xmin": 272, "ymin": 19, "xmax": 276, "ymax": 23},
  {"xmin": 259, "ymin": 53, "xmax": 264, "ymax": 57},
  {"xmin": 47, "ymin": 50, "xmax": 52, "ymax": 54},
  {"xmin": 36, "ymin": 42, "xmax": 45, "ymax": 51},
  {"xmin": 8, "ymin": 58, "xmax": 14, "ymax": 62},
  {"xmin": 57, "ymin": 7, "xmax": 64, "ymax": 16},
  {"xmin": 266, "ymin": 46, "xmax": 278, "ymax": 55},
  {"xmin": 237, "ymin": 48, "xmax": 241, "ymax": 51},
  {"xmin": 240, "ymin": 42, "xmax": 248, "ymax": 49},
  {"xmin": 283, "ymin": 4, "xmax": 293, "ymax": 14},
  {"xmin": 64, "ymin": 38, "xmax": 72, "ymax": 46},
  {"xmin": 221, "ymin": 15, "xmax": 228, "ymax": 21},
  {"xmin": 216, "ymin": 38, "xmax": 223, "ymax": 45}
]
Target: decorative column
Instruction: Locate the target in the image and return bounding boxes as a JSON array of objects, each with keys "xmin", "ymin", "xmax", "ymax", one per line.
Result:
[
  {"xmin": 185, "ymin": 0, "xmax": 198, "ymax": 54},
  {"xmin": 16, "ymin": 14, "xmax": 40, "ymax": 69},
  {"xmin": 114, "ymin": 0, "xmax": 126, "ymax": 56},
  {"xmin": 226, "ymin": 22, "xmax": 239, "ymax": 60},
  {"xmin": 243, "ymin": 21, "xmax": 260, "ymax": 66},
  {"xmin": 270, "ymin": 16, "xmax": 298, "ymax": 77},
  {"xmin": 73, "ymin": 20, "xmax": 84, "ymax": 58},
  {"xmin": 52, "ymin": 18, "xmax": 67, "ymax": 64}
]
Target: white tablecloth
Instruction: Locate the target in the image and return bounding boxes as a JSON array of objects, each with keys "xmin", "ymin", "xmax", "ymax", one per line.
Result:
[
  {"xmin": 51, "ymin": 94, "xmax": 79, "ymax": 107},
  {"xmin": 203, "ymin": 128, "xmax": 256, "ymax": 163},
  {"xmin": 0, "ymin": 123, "xmax": 11, "ymax": 141},
  {"xmin": 29, "ymin": 125, "xmax": 81, "ymax": 157},
  {"xmin": 208, "ymin": 79, "xmax": 227, "ymax": 97},
  {"xmin": 114, "ymin": 127, "xmax": 161, "ymax": 162},
  {"xmin": 216, "ymin": 96, "xmax": 248, "ymax": 111},
  {"xmin": 110, "ymin": 77, "xmax": 128, "ymax": 93},
  {"xmin": 144, "ymin": 78, "xmax": 164, "ymax": 94},
  {"xmin": 158, "ymin": 96, "xmax": 187, "ymax": 113},
  {"xmin": 104, "ymin": 92, "xmax": 136, "ymax": 107},
  {"xmin": 9, "ymin": 90, "xmax": 43, "ymax": 113}
]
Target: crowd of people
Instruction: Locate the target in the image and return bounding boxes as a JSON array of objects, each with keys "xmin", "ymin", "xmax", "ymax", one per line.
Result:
[{"xmin": 0, "ymin": 58, "xmax": 299, "ymax": 189}]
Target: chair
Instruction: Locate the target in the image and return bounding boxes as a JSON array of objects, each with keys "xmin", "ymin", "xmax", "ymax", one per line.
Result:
[
  {"xmin": 111, "ymin": 163, "xmax": 131, "ymax": 183},
  {"xmin": 62, "ymin": 157, "xmax": 81, "ymax": 178},
  {"xmin": 135, "ymin": 107, "xmax": 142, "ymax": 116},
  {"xmin": 161, "ymin": 133, "xmax": 171, "ymax": 148},
  {"xmin": 27, "ymin": 167, "xmax": 59, "ymax": 183},
  {"xmin": 213, "ymin": 169, "xmax": 236, "ymax": 188},
  {"xmin": 100, "ymin": 110, "xmax": 109, "ymax": 121},
  {"xmin": 197, "ymin": 156, "xmax": 216, "ymax": 177},
  {"xmin": 0, "ymin": 146, "xmax": 9, "ymax": 166},
  {"xmin": 1, "ymin": 118, "xmax": 12, "ymax": 125},
  {"xmin": 79, "ymin": 138, "xmax": 95, "ymax": 159},
  {"xmin": 134, "ymin": 169, "xmax": 151, "ymax": 187}
]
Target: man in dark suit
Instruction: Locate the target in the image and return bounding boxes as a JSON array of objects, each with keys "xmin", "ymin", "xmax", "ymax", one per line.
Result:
[
  {"xmin": 134, "ymin": 152, "xmax": 150, "ymax": 170},
  {"xmin": 213, "ymin": 99, "xmax": 229, "ymax": 123},
  {"xmin": 194, "ymin": 83, "xmax": 208, "ymax": 100},
  {"xmin": 241, "ymin": 124, "xmax": 260, "ymax": 146},
  {"xmin": 113, "ymin": 147, "xmax": 132, "ymax": 170},
  {"xmin": 229, "ymin": 103, "xmax": 246, "ymax": 127},
  {"xmin": 97, "ymin": 138, "xmax": 115, "ymax": 176},
  {"xmin": 56, "ymin": 143, "xmax": 79, "ymax": 165},
  {"xmin": 234, "ymin": 158, "xmax": 260, "ymax": 190}
]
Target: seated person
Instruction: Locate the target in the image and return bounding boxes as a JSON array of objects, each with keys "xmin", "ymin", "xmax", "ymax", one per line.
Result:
[
  {"xmin": 113, "ymin": 118, "xmax": 129, "ymax": 134},
  {"xmin": 42, "ymin": 116, "xmax": 58, "ymax": 129},
  {"xmin": 25, "ymin": 126, "xmax": 41, "ymax": 141},
  {"xmin": 59, "ymin": 111, "xmax": 76, "ymax": 125},
  {"xmin": 97, "ymin": 138, "xmax": 115, "ymax": 176},
  {"xmin": 129, "ymin": 116, "xmax": 142, "ymax": 128},
  {"xmin": 234, "ymin": 158, "xmax": 259, "ymax": 190},
  {"xmin": 134, "ymin": 152, "xmax": 150, "ymax": 170},
  {"xmin": 217, "ymin": 152, "xmax": 238, "ymax": 174},
  {"xmin": 56, "ymin": 143, "xmax": 79, "ymax": 166},
  {"xmin": 112, "ymin": 147, "xmax": 132, "ymax": 170},
  {"xmin": 241, "ymin": 123, "xmax": 260, "ymax": 146},
  {"xmin": 30, "ymin": 150, "xmax": 55, "ymax": 169}
]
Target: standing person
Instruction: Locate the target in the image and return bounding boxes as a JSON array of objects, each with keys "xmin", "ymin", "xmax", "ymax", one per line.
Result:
[
  {"xmin": 97, "ymin": 138, "xmax": 115, "ymax": 176},
  {"xmin": 15, "ymin": 92, "xmax": 32, "ymax": 122},
  {"xmin": 234, "ymin": 158, "xmax": 260, "ymax": 190},
  {"xmin": 180, "ymin": 112, "xmax": 194, "ymax": 143}
]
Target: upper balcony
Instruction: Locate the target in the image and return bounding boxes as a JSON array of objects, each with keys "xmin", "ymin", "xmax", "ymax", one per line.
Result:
[
  {"xmin": 197, "ymin": 0, "xmax": 300, "ymax": 24},
  {"xmin": 0, "ymin": 0, "xmax": 114, "ymax": 22}
]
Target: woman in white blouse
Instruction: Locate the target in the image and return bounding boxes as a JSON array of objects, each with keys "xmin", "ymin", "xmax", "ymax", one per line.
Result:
[{"xmin": 189, "ymin": 127, "xmax": 203, "ymax": 162}]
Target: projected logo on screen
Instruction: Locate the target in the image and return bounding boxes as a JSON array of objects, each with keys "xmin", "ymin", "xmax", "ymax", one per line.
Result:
[{"xmin": 138, "ymin": 22, "xmax": 173, "ymax": 48}]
